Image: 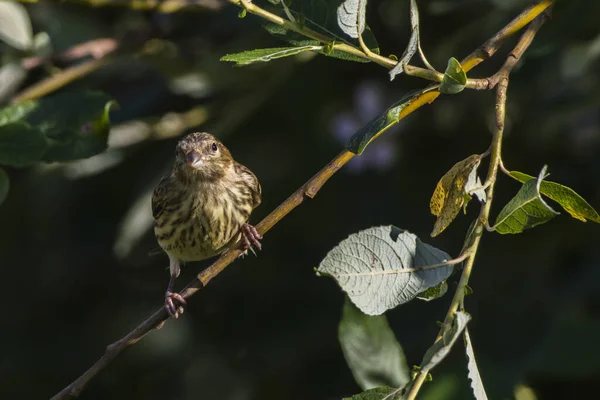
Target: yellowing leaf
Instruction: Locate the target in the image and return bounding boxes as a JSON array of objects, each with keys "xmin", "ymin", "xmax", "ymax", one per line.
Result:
[{"xmin": 430, "ymin": 154, "xmax": 482, "ymax": 237}]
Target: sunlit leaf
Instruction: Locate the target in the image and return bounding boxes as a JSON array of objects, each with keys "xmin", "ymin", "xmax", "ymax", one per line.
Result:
[
  {"xmin": 493, "ymin": 166, "xmax": 559, "ymax": 234},
  {"xmin": 0, "ymin": 2, "xmax": 33, "ymax": 51},
  {"xmin": 0, "ymin": 91, "xmax": 117, "ymax": 163},
  {"xmin": 0, "ymin": 167, "xmax": 9, "ymax": 206},
  {"xmin": 346, "ymin": 89, "xmax": 429, "ymax": 155},
  {"xmin": 509, "ymin": 170, "xmax": 600, "ymax": 223},
  {"xmin": 343, "ymin": 386, "xmax": 400, "ymax": 400},
  {"xmin": 416, "ymin": 280, "xmax": 448, "ymax": 301},
  {"xmin": 337, "ymin": 0, "xmax": 367, "ymax": 39},
  {"xmin": 0, "ymin": 122, "xmax": 47, "ymax": 167},
  {"xmin": 339, "ymin": 298, "xmax": 410, "ymax": 390},
  {"xmin": 464, "ymin": 328, "xmax": 489, "ymax": 400},
  {"xmin": 421, "ymin": 311, "xmax": 471, "ymax": 371},
  {"xmin": 221, "ymin": 46, "xmax": 321, "ymax": 65},
  {"xmin": 430, "ymin": 154, "xmax": 483, "ymax": 237},
  {"xmin": 389, "ymin": 0, "xmax": 420, "ymax": 80},
  {"xmin": 317, "ymin": 226, "xmax": 453, "ymax": 315},
  {"xmin": 439, "ymin": 57, "xmax": 467, "ymax": 94}
]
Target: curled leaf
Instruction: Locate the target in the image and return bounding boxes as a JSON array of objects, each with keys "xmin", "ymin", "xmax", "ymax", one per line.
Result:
[
  {"xmin": 509, "ymin": 170, "xmax": 600, "ymax": 223},
  {"xmin": 430, "ymin": 154, "xmax": 483, "ymax": 237},
  {"xmin": 493, "ymin": 165, "xmax": 559, "ymax": 234},
  {"xmin": 389, "ymin": 0, "xmax": 420, "ymax": 80},
  {"xmin": 439, "ymin": 57, "xmax": 467, "ymax": 94},
  {"xmin": 421, "ymin": 311, "xmax": 471, "ymax": 371},
  {"xmin": 464, "ymin": 328, "xmax": 489, "ymax": 400}
]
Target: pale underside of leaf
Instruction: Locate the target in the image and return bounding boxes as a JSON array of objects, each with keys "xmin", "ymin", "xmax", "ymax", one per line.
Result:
[
  {"xmin": 318, "ymin": 226, "xmax": 453, "ymax": 315},
  {"xmin": 337, "ymin": 0, "xmax": 367, "ymax": 39},
  {"xmin": 389, "ymin": 0, "xmax": 420, "ymax": 80},
  {"xmin": 421, "ymin": 311, "xmax": 471, "ymax": 371},
  {"xmin": 430, "ymin": 154, "xmax": 482, "ymax": 237},
  {"xmin": 464, "ymin": 328, "xmax": 489, "ymax": 400}
]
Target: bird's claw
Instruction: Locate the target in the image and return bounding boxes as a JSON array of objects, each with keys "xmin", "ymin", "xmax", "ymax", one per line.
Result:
[
  {"xmin": 240, "ymin": 223, "xmax": 262, "ymax": 253},
  {"xmin": 165, "ymin": 291, "xmax": 186, "ymax": 318}
]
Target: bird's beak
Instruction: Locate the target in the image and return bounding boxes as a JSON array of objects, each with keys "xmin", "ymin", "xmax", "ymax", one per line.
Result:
[{"xmin": 185, "ymin": 151, "xmax": 203, "ymax": 168}]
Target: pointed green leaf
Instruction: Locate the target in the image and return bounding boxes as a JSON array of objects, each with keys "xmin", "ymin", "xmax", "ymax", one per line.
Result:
[
  {"xmin": 317, "ymin": 226, "xmax": 454, "ymax": 315},
  {"xmin": 337, "ymin": 0, "xmax": 367, "ymax": 39},
  {"xmin": 0, "ymin": 123, "xmax": 47, "ymax": 167},
  {"xmin": 343, "ymin": 386, "xmax": 400, "ymax": 400},
  {"xmin": 509, "ymin": 170, "xmax": 600, "ymax": 223},
  {"xmin": 421, "ymin": 311, "xmax": 471, "ymax": 371},
  {"xmin": 0, "ymin": 167, "xmax": 9, "ymax": 206},
  {"xmin": 416, "ymin": 280, "xmax": 448, "ymax": 302},
  {"xmin": 220, "ymin": 46, "xmax": 321, "ymax": 66},
  {"xmin": 389, "ymin": 0, "xmax": 420, "ymax": 80},
  {"xmin": 464, "ymin": 328, "xmax": 489, "ymax": 400},
  {"xmin": 439, "ymin": 57, "xmax": 467, "ymax": 94},
  {"xmin": 493, "ymin": 166, "xmax": 559, "ymax": 234},
  {"xmin": 339, "ymin": 298, "xmax": 410, "ymax": 390},
  {"xmin": 346, "ymin": 90, "xmax": 428, "ymax": 155}
]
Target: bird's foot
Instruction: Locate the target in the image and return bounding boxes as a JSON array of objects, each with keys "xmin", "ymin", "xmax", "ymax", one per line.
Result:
[
  {"xmin": 165, "ymin": 291, "xmax": 187, "ymax": 318},
  {"xmin": 240, "ymin": 223, "xmax": 262, "ymax": 254}
]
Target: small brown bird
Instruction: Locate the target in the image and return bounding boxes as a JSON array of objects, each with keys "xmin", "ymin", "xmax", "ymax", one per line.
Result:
[{"xmin": 152, "ymin": 132, "xmax": 262, "ymax": 317}]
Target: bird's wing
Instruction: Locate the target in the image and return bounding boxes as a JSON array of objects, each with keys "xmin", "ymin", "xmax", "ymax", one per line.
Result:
[
  {"xmin": 235, "ymin": 163, "xmax": 262, "ymax": 209},
  {"xmin": 152, "ymin": 174, "xmax": 174, "ymax": 220}
]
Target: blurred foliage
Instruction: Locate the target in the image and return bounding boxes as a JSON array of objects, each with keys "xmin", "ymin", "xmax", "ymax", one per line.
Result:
[{"xmin": 0, "ymin": 0, "xmax": 599, "ymax": 399}]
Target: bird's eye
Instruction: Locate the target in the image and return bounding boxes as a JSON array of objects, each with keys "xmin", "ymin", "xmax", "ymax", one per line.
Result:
[{"xmin": 211, "ymin": 143, "xmax": 218, "ymax": 152}]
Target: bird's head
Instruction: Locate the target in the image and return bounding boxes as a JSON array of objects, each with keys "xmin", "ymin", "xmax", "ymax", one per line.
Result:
[{"xmin": 174, "ymin": 132, "xmax": 233, "ymax": 182}]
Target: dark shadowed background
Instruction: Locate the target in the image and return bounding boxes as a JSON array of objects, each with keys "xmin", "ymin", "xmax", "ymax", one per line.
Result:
[{"xmin": 1, "ymin": 0, "xmax": 599, "ymax": 399}]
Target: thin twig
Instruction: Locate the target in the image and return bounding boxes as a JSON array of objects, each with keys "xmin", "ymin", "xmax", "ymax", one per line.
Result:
[
  {"xmin": 49, "ymin": 2, "xmax": 553, "ymax": 399},
  {"xmin": 404, "ymin": 10, "xmax": 550, "ymax": 400}
]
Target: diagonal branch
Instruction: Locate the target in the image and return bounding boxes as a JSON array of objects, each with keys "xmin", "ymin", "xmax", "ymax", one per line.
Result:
[{"xmin": 49, "ymin": 2, "xmax": 553, "ymax": 399}]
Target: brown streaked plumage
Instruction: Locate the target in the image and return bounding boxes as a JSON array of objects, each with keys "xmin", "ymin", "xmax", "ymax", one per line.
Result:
[{"xmin": 152, "ymin": 132, "xmax": 262, "ymax": 317}]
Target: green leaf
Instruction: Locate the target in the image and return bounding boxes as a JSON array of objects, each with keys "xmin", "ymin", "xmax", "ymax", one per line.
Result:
[
  {"xmin": 464, "ymin": 328, "xmax": 489, "ymax": 400},
  {"xmin": 0, "ymin": 91, "xmax": 116, "ymax": 163},
  {"xmin": 317, "ymin": 226, "xmax": 454, "ymax": 315},
  {"xmin": 343, "ymin": 386, "xmax": 400, "ymax": 400},
  {"xmin": 220, "ymin": 46, "xmax": 320, "ymax": 66},
  {"xmin": 439, "ymin": 57, "xmax": 467, "ymax": 94},
  {"xmin": 509, "ymin": 170, "xmax": 600, "ymax": 223},
  {"xmin": 346, "ymin": 90, "xmax": 426, "ymax": 155},
  {"xmin": 0, "ymin": 122, "xmax": 48, "ymax": 167},
  {"xmin": 339, "ymin": 298, "xmax": 410, "ymax": 390},
  {"xmin": 416, "ymin": 280, "xmax": 448, "ymax": 301},
  {"xmin": 421, "ymin": 311, "xmax": 471, "ymax": 371},
  {"xmin": 337, "ymin": 0, "xmax": 367, "ymax": 39},
  {"xmin": 493, "ymin": 165, "xmax": 559, "ymax": 234},
  {"xmin": 262, "ymin": 0, "xmax": 379, "ymax": 62},
  {"xmin": 389, "ymin": 0, "xmax": 420, "ymax": 80},
  {"xmin": 0, "ymin": 167, "xmax": 9, "ymax": 206}
]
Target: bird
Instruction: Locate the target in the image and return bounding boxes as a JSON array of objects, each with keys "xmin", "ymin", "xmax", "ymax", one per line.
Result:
[{"xmin": 152, "ymin": 132, "xmax": 262, "ymax": 318}]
